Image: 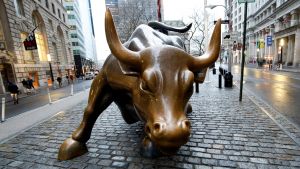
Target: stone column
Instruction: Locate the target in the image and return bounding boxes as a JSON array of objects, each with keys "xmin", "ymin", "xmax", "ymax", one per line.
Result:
[
  {"xmin": 293, "ymin": 28, "xmax": 300, "ymax": 67},
  {"xmin": 286, "ymin": 36, "xmax": 292, "ymax": 66},
  {"xmin": 290, "ymin": 10, "xmax": 298, "ymax": 27}
]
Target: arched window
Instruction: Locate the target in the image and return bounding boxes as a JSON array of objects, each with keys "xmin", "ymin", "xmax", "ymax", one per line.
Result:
[
  {"xmin": 57, "ymin": 26, "xmax": 67, "ymax": 64},
  {"xmin": 32, "ymin": 11, "xmax": 49, "ymax": 61}
]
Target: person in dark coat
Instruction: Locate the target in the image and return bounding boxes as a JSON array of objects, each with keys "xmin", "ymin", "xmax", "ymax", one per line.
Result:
[
  {"xmin": 57, "ymin": 76, "xmax": 62, "ymax": 87},
  {"xmin": 7, "ymin": 81, "xmax": 19, "ymax": 104},
  {"xmin": 27, "ymin": 77, "xmax": 34, "ymax": 89}
]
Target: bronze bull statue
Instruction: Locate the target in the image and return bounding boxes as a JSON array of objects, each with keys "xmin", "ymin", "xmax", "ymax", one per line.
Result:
[{"xmin": 58, "ymin": 9, "xmax": 221, "ymax": 160}]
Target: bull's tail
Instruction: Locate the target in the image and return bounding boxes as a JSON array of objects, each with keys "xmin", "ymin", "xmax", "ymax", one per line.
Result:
[{"xmin": 148, "ymin": 21, "xmax": 192, "ymax": 35}]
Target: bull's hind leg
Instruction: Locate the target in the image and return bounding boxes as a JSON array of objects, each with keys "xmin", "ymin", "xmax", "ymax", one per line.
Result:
[{"xmin": 58, "ymin": 72, "xmax": 113, "ymax": 160}]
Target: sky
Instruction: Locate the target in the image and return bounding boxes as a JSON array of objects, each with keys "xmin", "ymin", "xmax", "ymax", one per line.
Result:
[{"xmin": 90, "ymin": 0, "xmax": 225, "ymax": 61}]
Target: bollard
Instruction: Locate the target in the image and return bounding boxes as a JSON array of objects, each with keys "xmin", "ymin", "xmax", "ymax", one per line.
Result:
[
  {"xmin": 195, "ymin": 82, "xmax": 199, "ymax": 93},
  {"xmin": 47, "ymin": 88, "xmax": 52, "ymax": 104},
  {"xmin": 218, "ymin": 74, "xmax": 222, "ymax": 88},
  {"xmin": 1, "ymin": 97, "xmax": 5, "ymax": 122},
  {"xmin": 71, "ymin": 84, "xmax": 74, "ymax": 96}
]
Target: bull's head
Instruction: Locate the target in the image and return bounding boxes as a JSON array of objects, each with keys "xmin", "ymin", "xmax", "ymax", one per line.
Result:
[{"xmin": 105, "ymin": 9, "xmax": 221, "ymax": 155}]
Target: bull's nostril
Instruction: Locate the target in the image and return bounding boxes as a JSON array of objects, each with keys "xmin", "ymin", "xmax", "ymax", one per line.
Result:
[
  {"xmin": 182, "ymin": 120, "xmax": 191, "ymax": 129},
  {"xmin": 153, "ymin": 122, "xmax": 161, "ymax": 132}
]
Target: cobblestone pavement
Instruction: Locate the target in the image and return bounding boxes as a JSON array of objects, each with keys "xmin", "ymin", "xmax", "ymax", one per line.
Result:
[{"xmin": 1, "ymin": 78, "xmax": 300, "ymax": 169}]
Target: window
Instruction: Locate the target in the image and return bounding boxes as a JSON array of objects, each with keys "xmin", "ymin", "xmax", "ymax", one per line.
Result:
[
  {"xmin": 58, "ymin": 9, "xmax": 61, "ymax": 19},
  {"xmin": 70, "ymin": 25, "xmax": 76, "ymax": 30},
  {"xmin": 73, "ymin": 50, "xmax": 80, "ymax": 55},
  {"xmin": 63, "ymin": 14, "xmax": 65, "ymax": 22},
  {"xmin": 71, "ymin": 33, "xmax": 78, "ymax": 38},
  {"xmin": 68, "ymin": 15, "xmax": 75, "ymax": 19},
  {"xmin": 52, "ymin": 3, "xmax": 56, "ymax": 14},
  {"xmin": 45, "ymin": 0, "xmax": 49, "ymax": 9},
  {"xmin": 16, "ymin": 0, "xmax": 25, "ymax": 17},
  {"xmin": 72, "ymin": 42, "xmax": 79, "ymax": 46},
  {"xmin": 239, "ymin": 15, "xmax": 242, "ymax": 21},
  {"xmin": 32, "ymin": 12, "xmax": 49, "ymax": 62}
]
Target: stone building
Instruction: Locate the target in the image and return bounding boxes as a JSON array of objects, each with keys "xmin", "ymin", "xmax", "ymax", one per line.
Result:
[
  {"xmin": 226, "ymin": 0, "xmax": 300, "ymax": 67},
  {"xmin": 0, "ymin": 0, "xmax": 73, "ymax": 94}
]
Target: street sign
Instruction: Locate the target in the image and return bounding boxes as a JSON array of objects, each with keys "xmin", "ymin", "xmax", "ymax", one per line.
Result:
[
  {"xmin": 238, "ymin": 0, "xmax": 255, "ymax": 3},
  {"xmin": 267, "ymin": 36, "xmax": 272, "ymax": 46},
  {"xmin": 214, "ymin": 20, "xmax": 230, "ymax": 24}
]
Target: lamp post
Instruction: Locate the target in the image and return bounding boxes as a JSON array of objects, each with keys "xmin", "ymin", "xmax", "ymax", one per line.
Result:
[{"xmin": 47, "ymin": 54, "xmax": 54, "ymax": 83}]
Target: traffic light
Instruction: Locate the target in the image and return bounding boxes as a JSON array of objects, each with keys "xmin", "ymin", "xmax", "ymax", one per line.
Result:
[{"xmin": 224, "ymin": 35, "xmax": 230, "ymax": 39}]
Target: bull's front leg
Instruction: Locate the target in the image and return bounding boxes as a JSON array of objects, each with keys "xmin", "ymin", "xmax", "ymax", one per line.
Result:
[{"xmin": 58, "ymin": 72, "xmax": 113, "ymax": 160}]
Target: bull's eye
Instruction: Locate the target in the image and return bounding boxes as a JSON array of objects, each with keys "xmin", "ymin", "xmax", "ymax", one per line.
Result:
[{"xmin": 140, "ymin": 80, "xmax": 152, "ymax": 93}]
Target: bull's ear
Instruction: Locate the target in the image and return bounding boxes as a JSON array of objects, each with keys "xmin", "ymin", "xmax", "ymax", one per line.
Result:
[
  {"xmin": 193, "ymin": 68, "xmax": 207, "ymax": 83},
  {"xmin": 118, "ymin": 62, "xmax": 140, "ymax": 76}
]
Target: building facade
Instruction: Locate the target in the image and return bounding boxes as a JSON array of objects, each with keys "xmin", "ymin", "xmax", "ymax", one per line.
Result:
[
  {"xmin": 78, "ymin": 0, "xmax": 97, "ymax": 72},
  {"xmin": 226, "ymin": 0, "xmax": 300, "ymax": 67},
  {"xmin": 247, "ymin": 0, "xmax": 300, "ymax": 68},
  {"xmin": 64, "ymin": 0, "xmax": 86, "ymax": 77},
  {"xmin": 0, "ymin": 0, "xmax": 73, "ymax": 94}
]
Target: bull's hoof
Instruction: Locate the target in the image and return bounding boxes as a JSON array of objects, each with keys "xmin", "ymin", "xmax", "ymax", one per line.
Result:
[
  {"xmin": 58, "ymin": 138, "xmax": 88, "ymax": 160},
  {"xmin": 140, "ymin": 137, "xmax": 161, "ymax": 158}
]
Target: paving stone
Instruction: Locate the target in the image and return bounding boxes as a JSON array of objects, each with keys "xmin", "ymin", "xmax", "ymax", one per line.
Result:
[{"xmin": 0, "ymin": 78, "xmax": 300, "ymax": 168}]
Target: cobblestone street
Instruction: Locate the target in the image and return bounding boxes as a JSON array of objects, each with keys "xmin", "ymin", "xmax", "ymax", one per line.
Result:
[{"xmin": 1, "ymin": 77, "xmax": 300, "ymax": 169}]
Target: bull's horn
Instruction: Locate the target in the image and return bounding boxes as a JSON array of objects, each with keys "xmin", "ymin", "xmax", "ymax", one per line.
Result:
[
  {"xmin": 148, "ymin": 21, "xmax": 192, "ymax": 33},
  {"xmin": 188, "ymin": 19, "xmax": 221, "ymax": 72},
  {"xmin": 105, "ymin": 8, "xmax": 141, "ymax": 68}
]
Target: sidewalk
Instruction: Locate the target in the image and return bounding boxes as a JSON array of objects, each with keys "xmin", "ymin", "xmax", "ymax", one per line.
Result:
[
  {"xmin": 0, "ymin": 74, "xmax": 300, "ymax": 168},
  {"xmin": 0, "ymin": 79, "xmax": 86, "ymax": 104}
]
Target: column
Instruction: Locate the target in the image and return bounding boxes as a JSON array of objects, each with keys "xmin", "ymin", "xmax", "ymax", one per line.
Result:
[
  {"xmin": 290, "ymin": 10, "xmax": 298, "ymax": 27},
  {"xmin": 286, "ymin": 36, "xmax": 292, "ymax": 66},
  {"xmin": 293, "ymin": 28, "xmax": 300, "ymax": 67}
]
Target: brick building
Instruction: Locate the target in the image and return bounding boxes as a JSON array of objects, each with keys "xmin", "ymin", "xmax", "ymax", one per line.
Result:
[{"xmin": 0, "ymin": 0, "xmax": 73, "ymax": 94}]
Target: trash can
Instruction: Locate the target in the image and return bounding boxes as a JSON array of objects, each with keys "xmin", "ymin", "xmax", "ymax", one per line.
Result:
[{"xmin": 224, "ymin": 72, "xmax": 233, "ymax": 88}]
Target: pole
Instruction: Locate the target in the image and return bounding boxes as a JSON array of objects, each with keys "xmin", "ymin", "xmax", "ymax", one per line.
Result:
[
  {"xmin": 239, "ymin": 2, "xmax": 248, "ymax": 102},
  {"xmin": 47, "ymin": 87, "xmax": 52, "ymax": 104},
  {"xmin": 49, "ymin": 62, "xmax": 54, "ymax": 82},
  {"xmin": 71, "ymin": 84, "xmax": 74, "ymax": 96},
  {"xmin": 1, "ymin": 97, "xmax": 5, "ymax": 122}
]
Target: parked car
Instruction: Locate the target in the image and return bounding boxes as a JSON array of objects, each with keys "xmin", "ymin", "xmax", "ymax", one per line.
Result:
[{"xmin": 84, "ymin": 72, "xmax": 94, "ymax": 80}]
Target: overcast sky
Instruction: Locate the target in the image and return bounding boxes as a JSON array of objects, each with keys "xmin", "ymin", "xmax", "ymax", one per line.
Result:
[{"xmin": 90, "ymin": 0, "xmax": 225, "ymax": 61}]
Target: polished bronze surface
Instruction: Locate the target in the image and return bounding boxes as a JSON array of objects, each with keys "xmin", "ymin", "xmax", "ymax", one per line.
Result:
[{"xmin": 58, "ymin": 8, "xmax": 221, "ymax": 160}]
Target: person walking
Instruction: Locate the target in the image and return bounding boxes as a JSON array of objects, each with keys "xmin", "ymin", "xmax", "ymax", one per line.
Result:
[
  {"xmin": 57, "ymin": 76, "xmax": 62, "ymax": 87},
  {"xmin": 27, "ymin": 77, "xmax": 35, "ymax": 94},
  {"xmin": 7, "ymin": 81, "xmax": 19, "ymax": 104},
  {"xmin": 21, "ymin": 79, "xmax": 29, "ymax": 94}
]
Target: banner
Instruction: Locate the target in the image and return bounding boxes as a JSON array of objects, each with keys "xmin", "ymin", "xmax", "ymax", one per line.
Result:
[{"xmin": 23, "ymin": 31, "xmax": 37, "ymax": 50}]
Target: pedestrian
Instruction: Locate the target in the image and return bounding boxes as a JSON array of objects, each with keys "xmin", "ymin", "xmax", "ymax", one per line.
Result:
[
  {"xmin": 27, "ymin": 77, "xmax": 35, "ymax": 89},
  {"xmin": 57, "ymin": 76, "xmax": 62, "ymax": 87},
  {"xmin": 21, "ymin": 79, "xmax": 29, "ymax": 94},
  {"xmin": 70, "ymin": 74, "xmax": 74, "ymax": 84},
  {"xmin": 7, "ymin": 81, "xmax": 19, "ymax": 104},
  {"xmin": 66, "ymin": 74, "xmax": 69, "ymax": 84}
]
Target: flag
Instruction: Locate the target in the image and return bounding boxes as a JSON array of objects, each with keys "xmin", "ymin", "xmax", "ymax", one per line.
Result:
[{"xmin": 23, "ymin": 31, "xmax": 37, "ymax": 50}]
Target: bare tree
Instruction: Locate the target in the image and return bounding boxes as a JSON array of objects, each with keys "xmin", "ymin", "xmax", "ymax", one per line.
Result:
[
  {"xmin": 117, "ymin": 0, "xmax": 158, "ymax": 42},
  {"xmin": 185, "ymin": 10, "xmax": 213, "ymax": 56}
]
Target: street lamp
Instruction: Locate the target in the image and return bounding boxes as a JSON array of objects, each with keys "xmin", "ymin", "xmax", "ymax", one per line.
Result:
[{"xmin": 47, "ymin": 54, "xmax": 54, "ymax": 83}]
